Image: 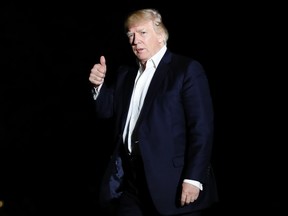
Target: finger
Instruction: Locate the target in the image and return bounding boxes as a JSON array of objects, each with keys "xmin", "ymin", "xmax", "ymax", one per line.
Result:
[
  {"xmin": 181, "ymin": 194, "xmax": 191, "ymax": 206},
  {"xmin": 100, "ymin": 55, "xmax": 106, "ymax": 66},
  {"xmin": 91, "ymin": 64, "xmax": 105, "ymax": 78},
  {"xmin": 97, "ymin": 55, "xmax": 107, "ymax": 74},
  {"xmin": 89, "ymin": 77, "xmax": 103, "ymax": 86},
  {"xmin": 180, "ymin": 195, "xmax": 198, "ymax": 206},
  {"xmin": 89, "ymin": 72, "xmax": 103, "ymax": 84}
]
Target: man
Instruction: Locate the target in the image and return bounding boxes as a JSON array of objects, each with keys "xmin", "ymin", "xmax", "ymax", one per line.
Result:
[{"xmin": 89, "ymin": 8, "xmax": 218, "ymax": 216}]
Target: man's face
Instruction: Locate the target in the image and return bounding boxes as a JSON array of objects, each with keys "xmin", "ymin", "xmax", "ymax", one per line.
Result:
[{"xmin": 127, "ymin": 20, "xmax": 163, "ymax": 65}]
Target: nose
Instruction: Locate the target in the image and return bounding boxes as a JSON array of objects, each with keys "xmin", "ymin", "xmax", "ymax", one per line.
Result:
[{"xmin": 132, "ymin": 34, "xmax": 141, "ymax": 45}]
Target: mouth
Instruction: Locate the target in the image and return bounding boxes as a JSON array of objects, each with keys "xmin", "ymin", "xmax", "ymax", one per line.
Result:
[{"xmin": 136, "ymin": 48, "xmax": 145, "ymax": 53}]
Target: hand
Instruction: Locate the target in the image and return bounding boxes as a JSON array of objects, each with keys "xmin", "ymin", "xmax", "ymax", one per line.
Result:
[
  {"xmin": 89, "ymin": 55, "xmax": 107, "ymax": 87},
  {"xmin": 180, "ymin": 182, "xmax": 200, "ymax": 206}
]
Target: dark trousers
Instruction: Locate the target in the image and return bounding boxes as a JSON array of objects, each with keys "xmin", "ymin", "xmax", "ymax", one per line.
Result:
[
  {"xmin": 116, "ymin": 146, "xmax": 201, "ymax": 216},
  {"xmin": 117, "ymin": 190, "xmax": 201, "ymax": 216}
]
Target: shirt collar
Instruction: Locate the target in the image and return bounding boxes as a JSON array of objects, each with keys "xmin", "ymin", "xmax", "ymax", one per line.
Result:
[{"xmin": 139, "ymin": 45, "xmax": 167, "ymax": 72}]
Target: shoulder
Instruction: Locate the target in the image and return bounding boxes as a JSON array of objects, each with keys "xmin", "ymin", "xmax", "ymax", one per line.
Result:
[
  {"xmin": 166, "ymin": 51, "xmax": 205, "ymax": 75},
  {"xmin": 164, "ymin": 49, "xmax": 201, "ymax": 66}
]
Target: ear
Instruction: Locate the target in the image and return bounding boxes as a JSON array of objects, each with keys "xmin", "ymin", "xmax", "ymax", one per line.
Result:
[{"xmin": 157, "ymin": 33, "xmax": 164, "ymax": 43}]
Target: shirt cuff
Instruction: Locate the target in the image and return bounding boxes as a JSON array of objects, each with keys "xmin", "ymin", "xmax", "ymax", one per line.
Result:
[{"xmin": 183, "ymin": 179, "xmax": 203, "ymax": 190}]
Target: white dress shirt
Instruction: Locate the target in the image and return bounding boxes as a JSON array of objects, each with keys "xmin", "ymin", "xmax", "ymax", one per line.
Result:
[{"xmin": 122, "ymin": 45, "xmax": 167, "ymax": 152}]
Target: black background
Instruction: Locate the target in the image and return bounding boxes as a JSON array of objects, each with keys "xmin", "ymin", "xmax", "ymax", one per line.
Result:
[{"xmin": 1, "ymin": 1, "xmax": 271, "ymax": 215}]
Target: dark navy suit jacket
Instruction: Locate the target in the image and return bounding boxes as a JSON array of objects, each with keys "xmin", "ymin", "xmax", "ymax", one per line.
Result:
[{"xmin": 95, "ymin": 49, "xmax": 218, "ymax": 215}]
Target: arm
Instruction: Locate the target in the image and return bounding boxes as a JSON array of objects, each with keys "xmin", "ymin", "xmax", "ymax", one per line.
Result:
[
  {"xmin": 181, "ymin": 60, "xmax": 214, "ymax": 206},
  {"xmin": 89, "ymin": 56, "xmax": 114, "ymax": 118}
]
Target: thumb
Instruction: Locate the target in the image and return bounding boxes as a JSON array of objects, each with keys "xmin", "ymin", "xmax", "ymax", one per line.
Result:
[{"xmin": 100, "ymin": 55, "xmax": 106, "ymax": 66}]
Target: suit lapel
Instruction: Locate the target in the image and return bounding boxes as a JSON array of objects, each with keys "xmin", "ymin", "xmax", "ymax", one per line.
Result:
[
  {"xmin": 120, "ymin": 66, "xmax": 138, "ymax": 131},
  {"xmin": 134, "ymin": 51, "xmax": 173, "ymax": 132}
]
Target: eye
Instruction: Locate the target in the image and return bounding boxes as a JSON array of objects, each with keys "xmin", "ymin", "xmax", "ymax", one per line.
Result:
[
  {"xmin": 127, "ymin": 33, "xmax": 133, "ymax": 38},
  {"xmin": 141, "ymin": 31, "xmax": 146, "ymax": 35}
]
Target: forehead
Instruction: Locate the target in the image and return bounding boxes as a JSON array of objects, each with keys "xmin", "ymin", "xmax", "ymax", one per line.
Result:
[{"xmin": 127, "ymin": 20, "xmax": 153, "ymax": 32}]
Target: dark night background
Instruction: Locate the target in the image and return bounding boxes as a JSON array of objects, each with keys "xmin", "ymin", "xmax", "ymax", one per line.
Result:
[{"xmin": 1, "ymin": 0, "xmax": 274, "ymax": 215}]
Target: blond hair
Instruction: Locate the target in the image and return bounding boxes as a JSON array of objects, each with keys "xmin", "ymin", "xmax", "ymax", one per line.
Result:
[{"xmin": 124, "ymin": 8, "xmax": 169, "ymax": 44}]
